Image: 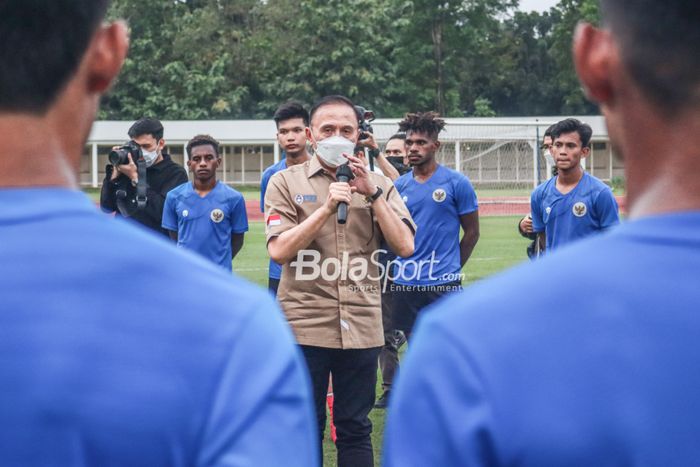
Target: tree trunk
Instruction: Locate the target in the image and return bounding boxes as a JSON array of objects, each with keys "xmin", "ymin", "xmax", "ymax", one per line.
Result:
[{"xmin": 431, "ymin": 16, "xmax": 445, "ymax": 115}]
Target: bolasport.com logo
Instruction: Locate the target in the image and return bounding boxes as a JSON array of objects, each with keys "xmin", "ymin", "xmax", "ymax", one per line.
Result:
[{"xmin": 289, "ymin": 249, "xmax": 465, "ymax": 293}]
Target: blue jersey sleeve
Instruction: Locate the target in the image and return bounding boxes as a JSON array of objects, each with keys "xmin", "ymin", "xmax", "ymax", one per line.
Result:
[
  {"xmin": 385, "ymin": 311, "xmax": 494, "ymax": 467},
  {"xmin": 230, "ymin": 195, "xmax": 249, "ymax": 234},
  {"xmin": 162, "ymin": 192, "xmax": 178, "ymax": 231},
  {"xmin": 196, "ymin": 294, "xmax": 318, "ymax": 466},
  {"xmin": 531, "ymin": 186, "xmax": 545, "ymax": 233},
  {"xmin": 454, "ymin": 173, "xmax": 478, "ymax": 216},
  {"xmin": 260, "ymin": 169, "xmax": 272, "ymax": 213},
  {"xmin": 594, "ymin": 188, "xmax": 620, "ymax": 231}
]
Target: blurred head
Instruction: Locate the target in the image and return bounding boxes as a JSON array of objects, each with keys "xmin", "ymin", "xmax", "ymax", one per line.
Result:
[
  {"xmin": 398, "ymin": 112, "xmax": 445, "ymax": 168},
  {"xmin": 574, "ymin": 1, "xmax": 700, "ymax": 160},
  {"xmin": 0, "ymin": 0, "xmax": 128, "ymax": 184},
  {"xmin": 274, "ymin": 102, "xmax": 309, "ymax": 159},
  {"xmin": 0, "ymin": 0, "xmax": 113, "ymax": 114},
  {"xmin": 186, "ymin": 134, "xmax": 221, "ymax": 183}
]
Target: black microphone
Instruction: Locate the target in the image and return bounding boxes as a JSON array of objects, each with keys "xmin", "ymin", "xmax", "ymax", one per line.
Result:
[{"xmin": 335, "ymin": 164, "xmax": 355, "ymax": 224}]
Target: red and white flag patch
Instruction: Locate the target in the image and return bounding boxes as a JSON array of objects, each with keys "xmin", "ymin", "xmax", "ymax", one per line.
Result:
[{"xmin": 267, "ymin": 214, "xmax": 281, "ymax": 226}]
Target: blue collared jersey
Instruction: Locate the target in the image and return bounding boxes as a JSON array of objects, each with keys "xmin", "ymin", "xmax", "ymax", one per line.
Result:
[
  {"xmin": 261, "ymin": 156, "xmax": 288, "ymax": 279},
  {"xmin": 393, "ymin": 165, "xmax": 478, "ymax": 285},
  {"xmin": 385, "ymin": 212, "xmax": 700, "ymax": 467},
  {"xmin": 163, "ymin": 181, "xmax": 248, "ymax": 271},
  {"xmin": 531, "ymin": 172, "xmax": 619, "ymax": 250},
  {"xmin": 0, "ymin": 188, "xmax": 317, "ymax": 466}
]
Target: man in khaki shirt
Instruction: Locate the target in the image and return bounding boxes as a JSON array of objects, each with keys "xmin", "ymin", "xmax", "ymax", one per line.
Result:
[{"xmin": 265, "ymin": 95, "xmax": 415, "ymax": 467}]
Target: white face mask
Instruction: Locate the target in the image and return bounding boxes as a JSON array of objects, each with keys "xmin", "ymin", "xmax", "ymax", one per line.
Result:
[
  {"xmin": 544, "ymin": 150, "xmax": 555, "ymax": 166},
  {"xmin": 315, "ymin": 135, "xmax": 355, "ymax": 167},
  {"xmin": 142, "ymin": 147, "xmax": 159, "ymax": 167}
]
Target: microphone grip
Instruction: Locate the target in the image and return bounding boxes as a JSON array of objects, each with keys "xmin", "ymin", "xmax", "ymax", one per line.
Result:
[
  {"xmin": 336, "ymin": 172, "xmax": 350, "ymax": 224},
  {"xmin": 337, "ymin": 202, "xmax": 348, "ymax": 224}
]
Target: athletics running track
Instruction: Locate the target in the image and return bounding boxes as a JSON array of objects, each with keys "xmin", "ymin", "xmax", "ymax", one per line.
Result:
[{"xmin": 246, "ymin": 196, "xmax": 626, "ymax": 221}]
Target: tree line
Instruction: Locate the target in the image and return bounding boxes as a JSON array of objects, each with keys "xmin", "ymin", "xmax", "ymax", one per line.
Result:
[{"xmin": 100, "ymin": 0, "xmax": 600, "ymax": 120}]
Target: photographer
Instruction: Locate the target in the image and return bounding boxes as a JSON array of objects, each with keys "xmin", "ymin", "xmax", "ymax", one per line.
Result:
[
  {"xmin": 100, "ymin": 117, "xmax": 188, "ymax": 236},
  {"xmin": 354, "ymin": 108, "xmax": 401, "ymax": 181}
]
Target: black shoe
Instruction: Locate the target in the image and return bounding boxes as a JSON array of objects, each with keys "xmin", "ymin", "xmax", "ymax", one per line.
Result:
[
  {"xmin": 374, "ymin": 391, "xmax": 390, "ymax": 409},
  {"xmin": 393, "ymin": 330, "xmax": 407, "ymax": 349}
]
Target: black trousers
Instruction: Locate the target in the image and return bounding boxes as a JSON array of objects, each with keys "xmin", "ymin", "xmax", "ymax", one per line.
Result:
[
  {"xmin": 379, "ymin": 284, "xmax": 399, "ymax": 392},
  {"xmin": 392, "ymin": 281, "xmax": 462, "ymax": 338},
  {"xmin": 300, "ymin": 345, "xmax": 381, "ymax": 467}
]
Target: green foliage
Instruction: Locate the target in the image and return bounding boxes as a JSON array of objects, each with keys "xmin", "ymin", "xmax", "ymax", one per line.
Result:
[
  {"xmin": 99, "ymin": 0, "xmax": 601, "ymax": 120},
  {"xmin": 472, "ymin": 97, "xmax": 497, "ymax": 117}
]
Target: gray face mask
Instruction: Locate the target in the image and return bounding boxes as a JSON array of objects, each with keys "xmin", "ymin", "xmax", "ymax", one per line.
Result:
[
  {"xmin": 141, "ymin": 147, "xmax": 159, "ymax": 167},
  {"xmin": 315, "ymin": 135, "xmax": 356, "ymax": 167}
]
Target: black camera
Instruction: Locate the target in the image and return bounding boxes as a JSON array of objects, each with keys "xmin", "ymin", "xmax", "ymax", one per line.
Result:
[
  {"xmin": 355, "ymin": 105, "xmax": 375, "ymax": 140},
  {"xmin": 109, "ymin": 140, "xmax": 142, "ymax": 166}
]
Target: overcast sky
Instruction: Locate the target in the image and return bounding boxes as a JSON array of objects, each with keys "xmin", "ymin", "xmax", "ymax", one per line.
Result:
[{"xmin": 518, "ymin": 0, "xmax": 560, "ymax": 12}]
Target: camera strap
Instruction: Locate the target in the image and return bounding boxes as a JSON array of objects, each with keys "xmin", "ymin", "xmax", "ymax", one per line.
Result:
[{"xmin": 135, "ymin": 156, "xmax": 148, "ymax": 210}]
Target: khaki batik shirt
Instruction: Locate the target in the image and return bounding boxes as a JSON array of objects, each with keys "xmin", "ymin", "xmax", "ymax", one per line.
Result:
[{"xmin": 264, "ymin": 155, "xmax": 415, "ymax": 349}]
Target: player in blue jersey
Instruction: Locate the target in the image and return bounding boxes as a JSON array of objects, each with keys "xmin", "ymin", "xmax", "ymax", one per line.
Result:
[
  {"xmin": 0, "ymin": 2, "xmax": 317, "ymax": 465},
  {"xmin": 530, "ymin": 118, "xmax": 620, "ymax": 252},
  {"xmin": 260, "ymin": 102, "xmax": 311, "ymax": 294},
  {"xmin": 391, "ymin": 112, "xmax": 480, "ymax": 340},
  {"xmin": 163, "ymin": 134, "xmax": 248, "ymax": 271},
  {"xmin": 385, "ymin": 1, "xmax": 700, "ymax": 466}
]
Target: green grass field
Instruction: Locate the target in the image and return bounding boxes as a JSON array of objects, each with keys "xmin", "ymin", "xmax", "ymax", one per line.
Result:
[{"xmin": 232, "ymin": 217, "xmax": 530, "ymax": 466}]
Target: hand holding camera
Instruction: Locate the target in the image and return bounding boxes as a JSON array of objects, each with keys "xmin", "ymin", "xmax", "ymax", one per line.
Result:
[{"xmin": 109, "ymin": 141, "xmax": 142, "ymax": 182}]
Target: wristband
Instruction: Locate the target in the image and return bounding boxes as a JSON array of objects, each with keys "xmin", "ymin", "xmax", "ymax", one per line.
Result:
[{"xmin": 365, "ymin": 186, "xmax": 383, "ymax": 204}]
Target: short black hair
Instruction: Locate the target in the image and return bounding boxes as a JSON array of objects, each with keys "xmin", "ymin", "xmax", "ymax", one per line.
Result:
[
  {"xmin": 550, "ymin": 118, "xmax": 593, "ymax": 148},
  {"xmin": 387, "ymin": 133, "xmax": 407, "ymax": 143},
  {"xmin": 186, "ymin": 134, "xmax": 220, "ymax": 159},
  {"xmin": 128, "ymin": 118, "xmax": 165, "ymax": 142},
  {"xmin": 309, "ymin": 95, "xmax": 360, "ymax": 125},
  {"xmin": 398, "ymin": 112, "xmax": 446, "ymax": 140},
  {"xmin": 601, "ymin": 0, "xmax": 700, "ymax": 114},
  {"xmin": 273, "ymin": 102, "xmax": 310, "ymax": 128},
  {"xmin": 544, "ymin": 125, "xmax": 555, "ymax": 141},
  {"xmin": 0, "ymin": 0, "xmax": 111, "ymax": 114}
]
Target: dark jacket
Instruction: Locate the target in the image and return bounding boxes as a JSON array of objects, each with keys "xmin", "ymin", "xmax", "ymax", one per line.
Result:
[{"xmin": 100, "ymin": 153, "xmax": 188, "ymax": 236}]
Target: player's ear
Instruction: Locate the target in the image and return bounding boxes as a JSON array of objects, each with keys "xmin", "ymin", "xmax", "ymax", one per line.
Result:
[
  {"xmin": 581, "ymin": 146, "xmax": 591, "ymax": 158},
  {"xmin": 573, "ymin": 22, "xmax": 615, "ymax": 105},
  {"xmin": 434, "ymin": 140, "xmax": 441, "ymax": 150},
  {"xmin": 84, "ymin": 21, "xmax": 129, "ymax": 94},
  {"xmin": 305, "ymin": 127, "xmax": 315, "ymax": 147}
]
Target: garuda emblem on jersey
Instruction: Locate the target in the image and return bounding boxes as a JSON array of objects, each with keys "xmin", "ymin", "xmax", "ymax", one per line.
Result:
[
  {"xmin": 572, "ymin": 202, "xmax": 587, "ymax": 217},
  {"xmin": 210, "ymin": 208, "xmax": 225, "ymax": 223},
  {"xmin": 432, "ymin": 188, "xmax": 447, "ymax": 203}
]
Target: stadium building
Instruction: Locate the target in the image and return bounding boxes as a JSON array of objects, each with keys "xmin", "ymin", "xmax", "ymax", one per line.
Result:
[{"xmin": 82, "ymin": 116, "xmax": 623, "ymax": 191}]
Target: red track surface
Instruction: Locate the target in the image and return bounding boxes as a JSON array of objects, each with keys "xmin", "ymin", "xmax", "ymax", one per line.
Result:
[{"xmin": 247, "ymin": 196, "xmax": 626, "ymax": 221}]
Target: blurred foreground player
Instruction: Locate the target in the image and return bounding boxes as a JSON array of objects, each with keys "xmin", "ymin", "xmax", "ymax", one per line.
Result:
[
  {"xmin": 385, "ymin": 1, "xmax": 700, "ymax": 465},
  {"xmin": 0, "ymin": 2, "xmax": 317, "ymax": 465}
]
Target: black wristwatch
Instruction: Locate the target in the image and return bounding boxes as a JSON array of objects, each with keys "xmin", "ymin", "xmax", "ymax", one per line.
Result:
[{"xmin": 366, "ymin": 186, "xmax": 383, "ymax": 204}]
